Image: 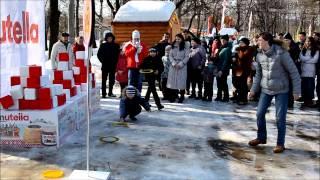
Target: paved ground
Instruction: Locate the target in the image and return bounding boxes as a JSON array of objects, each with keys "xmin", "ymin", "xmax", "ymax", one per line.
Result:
[{"xmin": 1, "ymin": 84, "xmax": 319, "ymax": 180}]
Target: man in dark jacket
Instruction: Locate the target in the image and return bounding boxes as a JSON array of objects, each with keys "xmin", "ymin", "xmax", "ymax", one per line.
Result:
[
  {"xmin": 97, "ymin": 32, "xmax": 120, "ymax": 98},
  {"xmin": 215, "ymin": 35, "xmax": 232, "ymax": 102}
]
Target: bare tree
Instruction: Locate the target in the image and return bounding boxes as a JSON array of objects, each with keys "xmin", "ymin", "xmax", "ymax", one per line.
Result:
[
  {"xmin": 49, "ymin": 0, "xmax": 60, "ymax": 58},
  {"xmin": 68, "ymin": 0, "xmax": 75, "ymax": 42},
  {"xmin": 75, "ymin": 0, "xmax": 80, "ymax": 36}
]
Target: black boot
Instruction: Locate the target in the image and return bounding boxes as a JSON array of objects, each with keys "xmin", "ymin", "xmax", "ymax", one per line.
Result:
[{"xmin": 178, "ymin": 90, "xmax": 185, "ymax": 103}]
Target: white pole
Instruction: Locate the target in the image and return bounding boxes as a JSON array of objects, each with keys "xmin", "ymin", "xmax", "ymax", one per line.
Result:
[{"xmin": 86, "ymin": 46, "xmax": 92, "ymax": 174}]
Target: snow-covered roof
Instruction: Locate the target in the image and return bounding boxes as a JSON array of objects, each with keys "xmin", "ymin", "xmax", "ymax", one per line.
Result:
[
  {"xmin": 113, "ymin": 1, "xmax": 176, "ymax": 22},
  {"xmin": 219, "ymin": 28, "xmax": 237, "ymax": 35}
]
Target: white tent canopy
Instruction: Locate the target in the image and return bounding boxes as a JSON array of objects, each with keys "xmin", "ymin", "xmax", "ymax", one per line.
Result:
[{"xmin": 113, "ymin": 1, "xmax": 176, "ymax": 22}]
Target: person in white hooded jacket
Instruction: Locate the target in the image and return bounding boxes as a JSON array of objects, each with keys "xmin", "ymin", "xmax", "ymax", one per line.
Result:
[
  {"xmin": 299, "ymin": 36, "xmax": 319, "ymax": 107},
  {"xmin": 50, "ymin": 32, "xmax": 75, "ymax": 70}
]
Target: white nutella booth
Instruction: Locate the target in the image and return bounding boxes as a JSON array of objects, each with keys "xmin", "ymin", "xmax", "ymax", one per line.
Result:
[{"xmin": 0, "ymin": 0, "xmax": 99, "ymax": 148}]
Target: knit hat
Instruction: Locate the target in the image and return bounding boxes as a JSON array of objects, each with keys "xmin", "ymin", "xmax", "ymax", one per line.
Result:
[
  {"xmin": 149, "ymin": 47, "xmax": 157, "ymax": 52},
  {"xmin": 105, "ymin": 32, "xmax": 115, "ymax": 41},
  {"xmin": 61, "ymin": 32, "xmax": 69, "ymax": 37},
  {"xmin": 283, "ymin": 32, "xmax": 293, "ymax": 40},
  {"xmin": 221, "ymin": 35, "xmax": 229, "ymax": 41},
  {"xmin": 125, "ymin": 85, "xmax": 136, "ymax": 96},
  {"xmin": 239, "ymin": 38, "xmax": 250, "ymax": 46},
  {"xmin": 132, "ymin": 30, "xmax": 140, "ymax": 39}
]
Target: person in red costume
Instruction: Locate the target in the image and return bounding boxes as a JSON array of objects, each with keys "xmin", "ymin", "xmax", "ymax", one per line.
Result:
[
  {"xmin": 124, "ymin": 30, "xmax": 148, "ymax": 92},
  {"xmin": 72, "ymin": 36, "xmax": 85, "ymax": 56}
]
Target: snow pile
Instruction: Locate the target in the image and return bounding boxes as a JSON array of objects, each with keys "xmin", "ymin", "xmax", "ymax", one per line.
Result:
[{"xmin": 113, "ymin": 1, "xmax": 176, "ymax": 22}]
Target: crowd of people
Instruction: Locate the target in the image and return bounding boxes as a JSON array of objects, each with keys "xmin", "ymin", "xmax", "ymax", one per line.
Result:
[{"xmin": 50, "ymin": 29, "xmax": 319, "ymax": 153}]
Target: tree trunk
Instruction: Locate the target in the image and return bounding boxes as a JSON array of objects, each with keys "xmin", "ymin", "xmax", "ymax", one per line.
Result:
[
  {"xmin": 68, "ymin": 0, "xmax": 75, "ymax": 43},
  {"xmin": 76, "ymin": 0, "xmax": 80, "ymax": 36},
  {"xmin": 49, "ymin": 0, "xmax": 60, "ymax": 58},
  {"xmin": 91, "ymin": 0, "xmax": 97, "ymax": 48},
  {"xmin": 99, "ymin": 0, "xmax": 103, "ymax": 41},
  {"xmin": 188, "ymin": 13, "xmax": 197, "ymax": 31},
  {"xmin": 196, "ymin": 13, "xmax": 201, "ymax": 37}
]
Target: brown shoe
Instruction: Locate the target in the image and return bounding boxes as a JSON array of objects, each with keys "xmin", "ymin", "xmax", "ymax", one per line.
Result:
[
  {"xmin": 248, "ymin": 139, "xmax": 267, "ymax": 146},
  {"xmin": 273, "ymin": 146, "xmax": 285, "ymax": 153}
]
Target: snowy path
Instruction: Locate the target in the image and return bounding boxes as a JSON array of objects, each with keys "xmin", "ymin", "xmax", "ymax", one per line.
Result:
[{"xmin": 1, "ymin": 85, "xmax": 319, "ymax": 180}]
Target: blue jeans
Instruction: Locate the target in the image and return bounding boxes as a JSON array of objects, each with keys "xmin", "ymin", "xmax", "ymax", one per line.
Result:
[
  {"xmin": 128, "ymin": 69, "xmax": 142, "ymax": 92},
  {"xmin": 256, "ymin": 92, "xmax": 288, "ymax": 146}
]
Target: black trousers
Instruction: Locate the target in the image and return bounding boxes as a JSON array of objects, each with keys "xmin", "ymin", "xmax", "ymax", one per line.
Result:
[
  {"xmin": 161, "ymin": 78, "xmax": 169, "ymax": 99},
  {"xmin": 288, "ymin": 81, "xmax": 294, "ymax": 107},
  {"xmin": 190, "ymin": 69, "xmax": 203, "ymax": 96},
  {"xmin": 125, "ymin": 106, "xmax": 141, "ymax": 118},
  {"xmin": 216, "ymin": 75, "xmax": 229, "ymax": 100},
  {"xmin": 203, "ymin": 82, "xmax": 213, "ymax": 99},
  {"xmin": 102, "ymin": 69, "xmax": 115, "ymax": 97},
  {"xmin": 233, "ymin": 76, "xmax": 248, "ymax": 102},
  {"xmin": 145, "ymin": 79, "xmax": 162, "ymax": 107}
]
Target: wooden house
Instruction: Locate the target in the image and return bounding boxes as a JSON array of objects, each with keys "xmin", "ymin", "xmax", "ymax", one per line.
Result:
[{"xmin": 112, "ymin": 1, "xmax": 181, "ymax": 47}]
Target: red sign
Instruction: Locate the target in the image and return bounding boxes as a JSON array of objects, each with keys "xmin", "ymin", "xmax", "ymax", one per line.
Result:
[{"xmin": 83, "ymin": 0, "xmax": 92, "ymax": 47}]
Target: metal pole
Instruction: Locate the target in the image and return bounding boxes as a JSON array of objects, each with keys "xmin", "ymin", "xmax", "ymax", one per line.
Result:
[{"xmin": 86, "ymin": 46, "xmax": 92, "ymax": 174}]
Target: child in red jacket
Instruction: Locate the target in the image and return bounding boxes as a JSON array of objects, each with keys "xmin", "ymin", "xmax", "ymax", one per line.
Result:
[{"xmin": 116, "ymin": 49, "xmax": 128, "ymax": 97}]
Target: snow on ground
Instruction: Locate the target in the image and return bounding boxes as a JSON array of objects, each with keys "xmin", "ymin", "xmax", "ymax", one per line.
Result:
[{"xmin": 1, "ymin": 81, "xmax": 319, "ymax": 179}]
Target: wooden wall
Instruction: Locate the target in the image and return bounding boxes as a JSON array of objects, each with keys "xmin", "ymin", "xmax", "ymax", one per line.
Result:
[{"xmin": 112, "ymin": 22, "xmax": 170, "ymax": 48}]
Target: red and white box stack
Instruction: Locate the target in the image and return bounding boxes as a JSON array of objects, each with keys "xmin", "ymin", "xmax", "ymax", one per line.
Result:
[
  {"xmin": 50, "ymin": 53, "xmax": 81, "ymax": 100},
  {"xmin": 73, "ymin": 51, "xmax": 96, "ymax": 90},
  {"xmin": 0, "ymin": 65, "xmax": 67, "ymax": 110}
]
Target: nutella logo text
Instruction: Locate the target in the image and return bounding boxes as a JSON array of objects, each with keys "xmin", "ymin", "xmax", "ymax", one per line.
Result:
[
  {"xmin": 0, "ymin": 113, "xmax": 29, "ymax": 121},
  {"xmin": 0, "ymin": 11, "xmax": 39, "ymax": 44}
]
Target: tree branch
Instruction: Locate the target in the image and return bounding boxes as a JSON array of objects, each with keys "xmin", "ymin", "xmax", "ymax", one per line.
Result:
[{"xmin": 175, "ymin": 0, "xmax": 186, "ymax": 9}]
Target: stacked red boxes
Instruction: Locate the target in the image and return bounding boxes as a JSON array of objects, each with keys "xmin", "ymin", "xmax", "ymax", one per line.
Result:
[
  {"xmin": 50, "ymin": 53, "xmax": 78, "ymax": 100},
  {"xmin": 73, "ymin": 51, "xmax": 96, "ymax": 90},
  {"xmin": 0, "ymin": 65, "xmax": 66, "ymax": 110}
]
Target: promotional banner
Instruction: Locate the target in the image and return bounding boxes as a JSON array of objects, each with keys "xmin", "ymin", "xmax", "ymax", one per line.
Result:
[{"xmin": 0, "ymin": 0, "xmax": 45, "ymax": 97}]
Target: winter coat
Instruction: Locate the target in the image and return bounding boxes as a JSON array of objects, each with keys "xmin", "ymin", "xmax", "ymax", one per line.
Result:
[
  {"xmin": 97, "ymin": 42, "xmax": 120, "ymax": 71},
  {"xmin": 166, "ymin": 43, "xmax": 190, "ymax": 90},
  {"xmin": 140, "ymin": 55, "xmax": 164, "ymax": 81},
  {"xmin": 288, "ymin": 41, "xmax": 300, "ymax": 62},
  {"xmin": 251, "ymin": 44, "xmax": 301, "ymax": 95},
  {"xmin": 202, "ymin": 63, "xmax": 215, "ymax": 83},
  {"xmin": 119, "ymin": 88, "xmax": 150, "ymax": 118},
  {"xmin": 154, "ymin": 40, "xmax": 170, "ymax": 58},
  {"xmin": 124, "ymin": 42, "xmax": 148, "ymax": 69},
  {"xmin": 189, "ymin": 45, "xmax": 206, "ymax": 69},
  {"xmin": 233, "ymin": 46, "xmax": 254, "ymax": 77},
  {"xmin": 161, "ymin": 54, "xmax": 171, "ymax": 79},
  {"xmin": 72, "ymin": 43, "xmax": 85, "ymax": 58},
  {"xmin": 216, "ymin": 44, "xmax": 232, "ymax": 75},
  {"xmin": 50, "ymin": 40, "xmax": 75, "ymax": 69},
  {"xmin": 116, "ymin": 53, "xmax": 128, "ymax": 83},
  {"xmin": 299, "ymin": 50, "xmax": 319, "ymax": 77}
]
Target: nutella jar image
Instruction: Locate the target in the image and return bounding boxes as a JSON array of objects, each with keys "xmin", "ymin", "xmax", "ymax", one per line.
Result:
[{"xmin": 41, "ymin": 127, "xmax": 57, "ymax": 146}]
